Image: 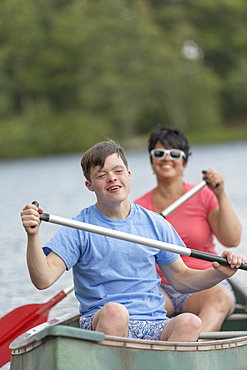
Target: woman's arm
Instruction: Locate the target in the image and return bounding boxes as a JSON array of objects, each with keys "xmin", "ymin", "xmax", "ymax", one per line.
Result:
[{"xmin": 204, "ymin": 168, "xmax": 242, "ymax": 247}]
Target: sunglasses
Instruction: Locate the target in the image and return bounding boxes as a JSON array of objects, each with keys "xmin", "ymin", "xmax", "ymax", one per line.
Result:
[{"xmin": 150, "ymin": 148, "xmax": 186, "ymax": 160}]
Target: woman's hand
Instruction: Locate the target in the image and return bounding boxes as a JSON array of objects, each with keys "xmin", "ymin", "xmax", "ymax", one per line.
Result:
[{"xmin": 203, "ymin": 168, "xmax": 224, "ymax": 194}]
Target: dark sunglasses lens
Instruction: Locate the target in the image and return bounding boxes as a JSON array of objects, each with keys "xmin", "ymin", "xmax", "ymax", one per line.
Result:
[
  {"xmin": 170, "ymin": 150, "xmax": 181, "ymax": 159},
  {"xmin": 154, "ymin": 150, "xmax": 165, "ymax": 158}
]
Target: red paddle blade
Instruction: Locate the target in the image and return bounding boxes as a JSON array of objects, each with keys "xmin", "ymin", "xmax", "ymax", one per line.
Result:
[
  {"xmin": 0, "ymin": 287, "xmax": 72, "ymax": 367},
  {"xmin": 0, "ymin": 304, "xmax": 48, "ymax": 367}
]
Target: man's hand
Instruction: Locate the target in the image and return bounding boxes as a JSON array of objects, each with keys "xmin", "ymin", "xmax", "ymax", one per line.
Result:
[
  {"xmin": 21, "ymin": 203, "xmax": 43, "ymax": 234},
  {"xmin": 212, "ymin": 250, "xmax": 246, "ymax": 277}
]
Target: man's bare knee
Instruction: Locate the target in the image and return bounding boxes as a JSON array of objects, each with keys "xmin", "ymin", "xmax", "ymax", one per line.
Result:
[
  {"xmin": 100, "ymin": 302, "xmax": 129, "ymax": 320},
  {"xmin": 92, "ymin": 302, "xmax": 129, "ymax": 336},
  {"xmin": 161, "ymin": 313, "xmax": 202, "ymax": 342}
]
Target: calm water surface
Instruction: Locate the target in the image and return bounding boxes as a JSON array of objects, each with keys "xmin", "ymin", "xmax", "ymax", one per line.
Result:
[{"xmin": 1, "ymin": 141, "xmax": 247, "ymax": 367}]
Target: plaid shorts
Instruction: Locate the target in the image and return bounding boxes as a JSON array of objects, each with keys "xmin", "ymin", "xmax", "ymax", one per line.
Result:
[
  {"xmin": 80, "ymin": 315, "xmax": 170, "ymax": 340},
  {"xmin": 160, "ymin": 279, "xmax": 236, "ymax": 316}
]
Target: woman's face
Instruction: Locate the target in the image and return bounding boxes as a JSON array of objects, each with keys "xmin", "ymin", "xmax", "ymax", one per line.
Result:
[{"xmin": 151, "ymin": 141, "xmax": 187, "ymax": 182}]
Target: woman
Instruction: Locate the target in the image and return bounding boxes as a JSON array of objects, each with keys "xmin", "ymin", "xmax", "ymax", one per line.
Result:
[{"xmin": 134, "ymin": 126, "xmax": 242, "ymax": 332}]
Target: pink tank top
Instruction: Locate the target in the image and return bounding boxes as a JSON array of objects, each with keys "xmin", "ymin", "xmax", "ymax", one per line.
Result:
[{"xmin": 134, "ymin": 182, "xmax": 218, "ymax": 284}]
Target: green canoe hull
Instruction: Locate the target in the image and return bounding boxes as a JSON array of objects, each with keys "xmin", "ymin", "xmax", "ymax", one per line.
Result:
[{"xmin": 10, "ymin": 324, "xmax": 247, "ymax": 370}]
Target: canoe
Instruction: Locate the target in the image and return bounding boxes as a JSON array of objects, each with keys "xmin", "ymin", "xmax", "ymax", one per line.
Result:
[{"xmin": 9, "ymin": 279, "xmax": 247, "ymax": 370}]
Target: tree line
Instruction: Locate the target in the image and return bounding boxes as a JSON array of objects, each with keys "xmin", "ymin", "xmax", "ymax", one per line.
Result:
[{"xmin": 1, "ymin": 0, "xmax": 247, "ymax": 158}]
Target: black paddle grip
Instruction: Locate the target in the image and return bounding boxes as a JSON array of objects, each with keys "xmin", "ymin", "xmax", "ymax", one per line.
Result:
[
  {"xmin": 202, "ymin": 170, "xmax": 219, "ymax": 188},
  {"xmin": 190, "ymin": 250, "xmax": 247, "ymax": 271},
  {"xmin": 31, "ymin": 201, "xmax": 40, "ymax": 228}
]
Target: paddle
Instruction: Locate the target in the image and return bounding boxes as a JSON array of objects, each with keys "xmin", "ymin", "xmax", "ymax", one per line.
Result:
[
  {"xmin": 0, "ymin": 285, "xmax": 73, "ymax": 367},
  {"xmin": 37, "ymin": 209, "xmax": 247, "ymax": 271},
  {"xmin": 161, "ymin": 170, "xmax": 220, "ymax": 217},
  {"xmin": 161, "ymin": 180, "xmax": 207, "ymax": 218}
]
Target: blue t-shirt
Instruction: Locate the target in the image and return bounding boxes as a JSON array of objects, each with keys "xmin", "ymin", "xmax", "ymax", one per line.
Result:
[{"xmin": 44, "ymin": 203, "xmax": 185, "ymax": 320}]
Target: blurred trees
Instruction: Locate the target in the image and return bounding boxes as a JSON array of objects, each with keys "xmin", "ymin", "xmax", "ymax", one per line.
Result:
[{"xmin": 0, "ymin": 0, "xmax": 247, "ymax": 158}]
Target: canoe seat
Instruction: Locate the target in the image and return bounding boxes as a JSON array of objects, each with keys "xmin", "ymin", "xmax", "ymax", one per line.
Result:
[{"xmin": 226, "ymin": 313, "xmax": 247, "ymax": 321}]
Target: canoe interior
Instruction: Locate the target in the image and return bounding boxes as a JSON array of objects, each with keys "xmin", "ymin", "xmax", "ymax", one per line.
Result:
[{"xmin": 221, "ymin": 279, "xmax": 247, "ymax": 332}]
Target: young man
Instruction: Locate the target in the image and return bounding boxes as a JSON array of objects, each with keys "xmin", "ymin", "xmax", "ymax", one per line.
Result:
[{"xmin": 21, "ymin": 140, "xmax": 245, "ymax": 342}]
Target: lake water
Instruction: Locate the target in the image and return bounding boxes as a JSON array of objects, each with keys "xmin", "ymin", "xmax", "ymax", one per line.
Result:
[{"xmin": 1, "ymin": 141, "xmax": 247, "ymax": 368}]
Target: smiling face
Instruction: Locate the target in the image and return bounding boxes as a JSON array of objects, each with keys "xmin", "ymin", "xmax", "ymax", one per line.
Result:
[
  {"xmin": 151, "ymin": 141, "xmax": 187, "ymax": 182},
  {"xmin": 85, "ymin": 153, "xmax": 131, "ymax": 215}
]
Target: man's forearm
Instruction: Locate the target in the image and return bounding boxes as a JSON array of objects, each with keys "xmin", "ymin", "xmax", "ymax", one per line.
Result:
[
  {"xmin": 26, "ymin": 234, "xmax": 52, "ymax": 290},
  {"xmin": 171, "ymin": 267, "xmax": 228, "ymax": 294}
]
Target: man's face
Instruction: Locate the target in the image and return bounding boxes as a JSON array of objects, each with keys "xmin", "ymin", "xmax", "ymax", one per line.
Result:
[{"xmin": 85, "ymin": 153, "xmax": 131, "ymax": 208}]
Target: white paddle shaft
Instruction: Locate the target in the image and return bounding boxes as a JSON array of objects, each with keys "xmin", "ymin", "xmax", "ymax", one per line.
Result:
[
  {"xmin": 161, "ymin": 180, "xmax": 207, "ymax": 217},
  {"xmin": 41, "ymin": 213, "xmax": 190, "ymax": 256},
  {"xmin": 39, "ymin": 212, "xmax": 247, "ymax": 270}
]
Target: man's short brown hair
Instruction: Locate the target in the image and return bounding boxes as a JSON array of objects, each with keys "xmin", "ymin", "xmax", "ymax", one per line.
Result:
[{"xmin": 81, "ymin": 140, "xmax": 128, "ymax": 182}]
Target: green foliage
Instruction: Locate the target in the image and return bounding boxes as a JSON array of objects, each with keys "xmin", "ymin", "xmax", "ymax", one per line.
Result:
[
  {"xmin": 0, "ymin": 106, "xmax": 113, "ymax": 158},
  {"xmin": 0, "ymin": 0, "xmax": 247, "ymax": 158}
]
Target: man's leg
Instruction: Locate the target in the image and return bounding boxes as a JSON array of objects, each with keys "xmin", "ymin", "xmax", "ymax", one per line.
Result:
[
  {"xmin": 92, "ymin": 302, "xmax": 129, "ymax": 337},
  {"xmin": 160, "ymin": 312, "xmax": 202, "ymax": 342}
]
